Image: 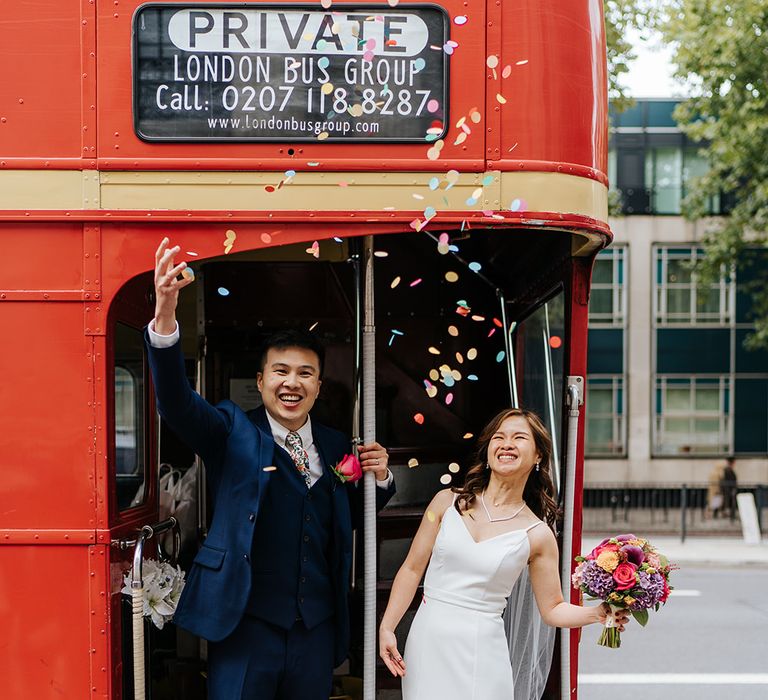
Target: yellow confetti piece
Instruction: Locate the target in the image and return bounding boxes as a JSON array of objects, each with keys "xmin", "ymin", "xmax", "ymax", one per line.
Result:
[
  {"xmin": 448, "ymin": 325, "xmax": 459, "ymax": 337},
  {"xmin": 448, "ymin": 462, "xmax": 460, "ymax": 473},
  {"xmin": 440, "ymin": 474, "xmax": 452, "ymax": 485},
  {"xmin": 317, "ymin": 131, "xmax": 329, "ymax": 141},
  {"xmin": 426, "ymin": 146, "xmax": 441, "ymax": 161},
  {"xmin": 451, "ymin": 369, "xmax": 462, "ymax": 380},
  {"xmin": 391, "ymin": 276, "xmax": 401, "ymax": 289},
  {"xmin": 463, "ymin": 432, "xmax": 474, "ymax": 439},
  {"xmin": 437, "ymin": 242, "xmax": 450, "ymax": 255},
  {"xmin": 426, "ymin": 385, "xmax": 438, "ymax": 398},
  {"xmin": 429, "ymin": 369, "xmax": 440, "ymax": 381},
  {"xmin": 445, "ymin": 271, "xmax": 459, "ymax": 283},
  {"xmin": 224, "ymin": 244, "xmax": 234, "ymax": 254},
  {"xmin": 455, "ymin": 352, "xmax": 464, "ymax": 364},
  {"xmin": 471, "ymin": 314, "xmax": 485, "ymax": 322},
  {"xmin": 428, "ymin": 346, "xmax": 441, "ymax": 355},
  {"xmin": 516, "ymin": 59, "xmax": 529, "ymax": 66},
  {"xmin": 496, "ymin": 93, "xmax": 507, "ymax": 104},
  {"xmin": 455, "ymin": 116, "xmax": 467, "ymax": 128},
  {"xmin": 453, "ymin": 132, "xmax": 467, "ymax": 146},
  {"xmin": 348, "ymin": 103, "xmax": 364, "ymax": 117},
  {"xmin": 426, "ymin": 510, "xmax": 436, "ymax": 522},
  {"xmin": 408, "ymin": 458, "xmax": 419, "ymax": 468},
  {"xmin": 470, "ymin": 110, "xmax": 482, "ymax": 124},
  {"xmin": 467, "ymin": 347, "xmax": 478, "ymax": 360},
  {"xmin": 263, "ymin": 466, "xmax": 277, "ymax": 472},
  {"xmin": 321, "ymin": 82, "xmax": 334, "ymax": 95},
  {"xmin": 439, "ymin": 363, "xmax": 451, "ymax": 373},
  {"xmin": 225, "ymin": 229, "xmax": 237, "ymax": 242}
]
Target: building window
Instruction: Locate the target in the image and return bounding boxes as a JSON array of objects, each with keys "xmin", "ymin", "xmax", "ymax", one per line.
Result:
[
  {"xmin": 645, "ymin": 147, "xmax": 682, "ymax": 214},
  {"xmin": 654, "ymin": 246, "xmax": 733, "ymax": 325},
  {"xmin": 586, "ymin": 376, "xmax": 626, "ymax": 456},
  {"xmin": 654, "ymin": 376, "xmax": 731, "ymax": 455},
  {"xmin": 682, "ymin": 148, "xmax": 721, "ymax": 215},
  {"xmin": 590, "ymin": 247, "xmax": 626, "ymax": 327}
]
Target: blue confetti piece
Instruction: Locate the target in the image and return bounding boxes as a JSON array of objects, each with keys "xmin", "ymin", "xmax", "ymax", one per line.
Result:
[
  {"xmin": 285, "ymin": 169, "xmax": 296, "ymax": 178},
  {"xmin": 333, "ymin": 237, "xmax": 343, "ymax": 243},
  {"xmin": 457, "ymin": 299, "xmax": 469, "ymax": 308},
  {"xmin": 317, "ymin": 39, "xmax": 327, "ymax": 50},
  {"xmin": 413, "ymin": 58, "xmax": 426, "ymax": 72},
  {"xmin": 391, "ymin": 329, "xmax": 404, "ymax": 336},
  {"xmin": 318, "ymin": 57, "xmax": 330, "ymax": 69},
  {"xmin": 468, "ymin": 374, "xmax": 479, "ymax": 381},
  {"xmin": 482, "ymin": 174, "xmax": 494, "ymax": 186},
  {"xmin": 424, "ymin": 206, "xmax": 436, "ymax": 219},
  {"xmin": 425, "ymin": 133, "xmax": 439, "ymax": 142},
  {"xmin": 449, "ymin": 244, "xmax": 459, "ymax": 252},
  {"xmin": 469, "ymin": 261, "xmax": 482, "ymax": 272},
  {"xmin": 218, "ymin": 287, "xmax": 230, "ymax": 297},
  {"xmin": 428, "ymin": 177, "xmax": 440, "ymax": 190},
  {"xmin": 496, "ymin": 351, "xmax": 506, "ymax": 362},
  {"xmin": 443, "ymin": 375, "xmax": 455, "ymax": 387},
  {"xmin": 466, "ymin": 197, "xmax": 477, "ymax": 206}
]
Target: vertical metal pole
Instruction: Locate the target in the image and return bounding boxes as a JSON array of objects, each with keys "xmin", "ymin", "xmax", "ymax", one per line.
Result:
[
  {"xmin": 560, "ymin": 381, "xmax": 582, "ymax": 700},
  {"xmin": 362, "ymin": 236, "xmax": 377, "ymax": 700},
  {"xmin": 543, "ymin": 304, "xmax": 561, "ymax": 488},
  {"xmin": 498, "ymin": 291, "xmax": 517, "ymax": 407},
  {"xmin": 681, "ymin": 484, "xmax": 688, "ymax": 543},
  {"xmin": 350, "ymin": 242, "xmax": 362, "ymax": 590}
]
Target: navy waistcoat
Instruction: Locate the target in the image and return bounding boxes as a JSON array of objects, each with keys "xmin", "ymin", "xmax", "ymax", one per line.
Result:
[{"xmin": 245, "ymin": 444, "xmax": 335, "ymax": 630}]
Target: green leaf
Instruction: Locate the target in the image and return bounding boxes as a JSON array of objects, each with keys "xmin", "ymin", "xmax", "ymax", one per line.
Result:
[{"xmin": 632, "ymin": 608, "xmax": 649, "ymax": 627}]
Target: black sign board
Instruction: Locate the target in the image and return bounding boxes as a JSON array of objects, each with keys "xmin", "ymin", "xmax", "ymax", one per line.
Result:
[{"xmin": 133, "ymin": 3, "xmax": 449, "ymax": 142}]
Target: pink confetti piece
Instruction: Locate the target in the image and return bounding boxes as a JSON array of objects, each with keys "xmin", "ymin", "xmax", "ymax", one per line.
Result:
[
  {"xmin": 410, "ymin": 278, "xmax": 423, "ymax": 287},
  {"xmin": 427, "ymin": 99, "xmax": 440, "ymax": 113},
  {"xmin": 445, "ymin": 393, "xmax": 454, "ymax": 405},
  {"xmin": 306, "ymin": 241, "xmax": 320, "ymax": 258},
  {"xmin": 502, "ymin": 65, "xmax": 512, "ymax": 79},
  {"xmin": 260, "ymin": 233, "xmax": 272, "ymax": 244}
]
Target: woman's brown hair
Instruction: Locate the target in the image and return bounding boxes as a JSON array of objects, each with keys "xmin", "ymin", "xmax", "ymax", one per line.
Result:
[{"xmin": 453, "ymin": 408, "xmax": 558, "ymax": 528}]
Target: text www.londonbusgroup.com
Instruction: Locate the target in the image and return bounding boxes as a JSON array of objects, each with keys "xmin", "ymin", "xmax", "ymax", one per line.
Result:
[{"xmin": 206, "ymin": 115, "xmax": 381, "ymax": 135}]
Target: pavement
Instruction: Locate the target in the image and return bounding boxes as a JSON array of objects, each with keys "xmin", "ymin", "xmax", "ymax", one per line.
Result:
[{"xmin": 581, "ymin": 535, "xmax": 768, "ymax": 567}]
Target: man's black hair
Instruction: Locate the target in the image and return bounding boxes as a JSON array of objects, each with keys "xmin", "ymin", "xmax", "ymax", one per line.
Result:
[{"xmin": 257, "ymin": 329, "xmax": 326, "ymax": 378}]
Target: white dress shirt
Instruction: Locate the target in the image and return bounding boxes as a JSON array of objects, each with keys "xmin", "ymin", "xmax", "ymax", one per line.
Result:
[{"xmin": 148, "ymin": 319, "xmax": 393, "ymax": 488}]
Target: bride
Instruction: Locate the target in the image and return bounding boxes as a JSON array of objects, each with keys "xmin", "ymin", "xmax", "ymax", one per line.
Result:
[{"xmin": 379, "ymin": 408, "xmax": 628, "ymax": 698}]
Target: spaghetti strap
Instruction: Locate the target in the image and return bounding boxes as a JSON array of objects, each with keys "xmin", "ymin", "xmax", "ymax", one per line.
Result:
[{"xmin": 525, "ymin": 521, "xmax": 543, "ymax": 533}]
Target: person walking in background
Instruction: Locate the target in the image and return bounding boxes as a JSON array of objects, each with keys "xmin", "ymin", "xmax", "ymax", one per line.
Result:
[
  {"xmin": 147, "ymin": 239, "xmax": 396, "ymax": 700},
  {"xmin": 720, "ymin": 457, "xmax": 738, "ymax": 522},
  {"xmin": 707, "ymin": 462, "xmax": 724, "ymax": 519}
]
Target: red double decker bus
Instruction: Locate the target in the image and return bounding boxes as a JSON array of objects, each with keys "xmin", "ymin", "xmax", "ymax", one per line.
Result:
[{"xmin": 0, "ymin": 1, "xmax": 610, "ymax": 698}]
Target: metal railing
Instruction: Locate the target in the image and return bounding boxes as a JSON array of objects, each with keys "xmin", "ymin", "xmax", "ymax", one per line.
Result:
[{"xmin": 582, "ymin": 482, "xmax": 767, "ymax": 540}]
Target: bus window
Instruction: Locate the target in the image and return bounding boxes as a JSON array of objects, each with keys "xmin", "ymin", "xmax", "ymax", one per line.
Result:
[
  {"xmin": 114, "ymin": 322, "xmax": 147, "ymax": 510},
  {"xmin": 515, "ymin": 291, "xmax": 566, "ymax": 493}
]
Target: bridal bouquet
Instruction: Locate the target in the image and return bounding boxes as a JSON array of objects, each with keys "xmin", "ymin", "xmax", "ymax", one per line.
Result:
[
  {"xmin": 122, "ymin": 558, "xmax": 186, "ymax": 630},
  {"xmin": 572, "ymin": 534, "xmax": 673, "ymax": 648}
]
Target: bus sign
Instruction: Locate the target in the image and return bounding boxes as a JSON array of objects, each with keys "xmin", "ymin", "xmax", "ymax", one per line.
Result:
[{"xmin": 133, "ymin": 4, "xmax": 450, "ymax": 143}]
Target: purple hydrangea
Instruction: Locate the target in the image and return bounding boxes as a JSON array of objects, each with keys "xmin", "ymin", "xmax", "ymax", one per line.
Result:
[
  {"xmin": 630, "ymin": 571, "xmax": 666, "ymax": 610},
  {"xmin": 580, "ymin": 560, "xmax": 615, "ymax": 598}
]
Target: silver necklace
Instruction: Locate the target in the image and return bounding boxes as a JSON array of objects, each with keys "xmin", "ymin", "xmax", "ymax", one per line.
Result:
[{"xmin": 480, "ymin": 491, "xmax": 526, "ymax": 523}]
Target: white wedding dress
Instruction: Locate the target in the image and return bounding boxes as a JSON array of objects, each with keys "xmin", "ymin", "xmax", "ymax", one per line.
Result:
[{"xmin": 402, "ymin": 503, "xmax": 542, "ymax": 699}]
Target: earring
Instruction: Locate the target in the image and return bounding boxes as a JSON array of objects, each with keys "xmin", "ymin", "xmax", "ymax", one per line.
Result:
[
  {"xmin": 485, "ymin": 462, "xmax": 490, "ymax": 470},
  {"xmin": 535, "ymin": 462, "xmax": 540, "ymax": 472}
]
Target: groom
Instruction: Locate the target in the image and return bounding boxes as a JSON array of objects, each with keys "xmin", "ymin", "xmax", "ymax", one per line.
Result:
[{"xmin": 146, "ymin": 239, "xmax": 396, "ymax": 699}]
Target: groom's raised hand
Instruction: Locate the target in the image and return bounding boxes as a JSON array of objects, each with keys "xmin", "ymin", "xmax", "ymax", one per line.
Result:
[{"xmin": 153, "ymin": 237, "xmax": 193, "ymax": 334}]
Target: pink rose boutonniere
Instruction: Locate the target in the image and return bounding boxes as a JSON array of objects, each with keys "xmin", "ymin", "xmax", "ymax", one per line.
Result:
[{"xmin": 332, "ymin": 454, "xmax": 362, "ymax": 484}]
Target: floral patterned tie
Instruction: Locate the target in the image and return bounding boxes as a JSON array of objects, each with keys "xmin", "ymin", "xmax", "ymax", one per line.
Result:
[{"xmin": 285, "ymin": 431, "xmax": 312, "ymax": 488}]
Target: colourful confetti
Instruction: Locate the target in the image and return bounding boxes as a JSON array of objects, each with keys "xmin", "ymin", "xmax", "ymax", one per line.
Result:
[
  {"xmin": 445, "ymin": 393, "xmax": 454, "ymax": 406},
  {"xmin": 486, "ymin": 55, "xmax": 499, "ymax": 69},
  {"xmin": 496, "ymin": 351, "xmax": 506, "ymax": 362},
  {"xmin": 448, "ymin": 325, "xmax": 459, "ymax": 337},
  {"xmin": 428, "ymin": 346, "xmax": 441, "ymax": 355},
  {"xmin": 469, "ymin": 261, "xmax": 482, "ymax": 272},
  {"xmin": 181, "ymin": 268, "xmax": 195, "ymax": 281},
  {"xmin": 223, "ymin": 229, "xmax": 236, "ymax": 254},
  {"xmin": 467, "ymin": 374, "xmax": 479, "ymax": 381},
  {"xmin": 440, "ymin": 473, "xmax": 452, "ymax": 485},
  {"xmin": 516, "ymin": 59, "xmax": 529, "ymax": 66},
  {"xmin": 463, "ymin": 433, "xmax": 474, "ymax": 439},
  {"xmin": 217, "ymin": 287, "xmax": 230, "ymax": 296},
  {"xmin": 408, "ymin": 458, "xmax": 419, "ymax": 468},
  {"xmin": 391, "ymin": 276, "xmax": 401, "ymax": 288},
  {"xmin": 445, "ymin": 271, "xmax": 459, "ymax": 283},
  {"xmin": 413, "ymin": 413, "xmax": 425, "ymax": 425},
  {"xmin": 306, "ymin": 241, "xmax": 320, "ymax": 258},
  {"xmin": 448, "ymin": 462, "xmax": 460, "ymax": 473},
  {"xmin": 427, "ymin": 99, "xmax": 440, "ymax": 113},
  {"xmin": 410, "ymin": 278, "xmax": 423, "ymax": 287},
  {"xmin": 467, "ymin": 348, "xmax": 478, "ymax": 360},
  {"xmin": 496, "ymin": 93, "xmax": 507, "ymax": 104},
  {"xmin": 502, "ymin": 65, "xmax": 512, "ymax": 79},
  {"xmin": 454, "ymin": 15, "xmax": 468, "ymax": 25},
  {"xmin": 263, "ymin": 466, "xmax": 277, "ymax": 472}
]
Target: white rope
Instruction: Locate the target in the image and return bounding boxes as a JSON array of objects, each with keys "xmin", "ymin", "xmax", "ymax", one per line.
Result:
[
  {"xmin": 132, "ymin": 585, "xmax": 146, "ymax": 700},
  {"xmin": 362, "ymin": 236, "xmax": 377, "ymax": 700}
]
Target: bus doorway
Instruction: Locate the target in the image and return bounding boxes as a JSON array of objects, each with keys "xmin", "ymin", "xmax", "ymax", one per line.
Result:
[{"xmin": 108, "ymin": 225, "xmax": 585, "ymax": 699}]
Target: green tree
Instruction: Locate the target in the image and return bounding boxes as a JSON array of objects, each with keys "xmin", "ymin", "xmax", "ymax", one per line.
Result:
[
  {"xmin": 661, "ymin": 0, "xmax": 768, "ymax": 348},
  {"xmin": 604, "ymin": 0, "xmax": 659, "ymax": 110}
]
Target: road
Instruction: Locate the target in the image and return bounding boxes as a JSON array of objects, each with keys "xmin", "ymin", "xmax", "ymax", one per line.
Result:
[{"xmin": 578, "ymin": 565, "xmax": 768, "ymax": 700}]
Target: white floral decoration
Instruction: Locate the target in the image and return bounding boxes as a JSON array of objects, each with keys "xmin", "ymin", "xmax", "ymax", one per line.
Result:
[{"xmin": 122, "ymin": 559, "xmax": 186, "ymax": 630}]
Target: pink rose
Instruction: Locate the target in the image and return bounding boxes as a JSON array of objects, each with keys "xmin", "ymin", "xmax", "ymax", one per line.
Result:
[
  {"xmin": 588, "ymin": 542, "xmax": 619, "ymax": 560},
  {"xmin": 333, "ymin": 454, "xmax": 362, "ymax": 483},
  {"xmin": 612, "ymin": 562, "xmax": 638, "ymax": 590}
]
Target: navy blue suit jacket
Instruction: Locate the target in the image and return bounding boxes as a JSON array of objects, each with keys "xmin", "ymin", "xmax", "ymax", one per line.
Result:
[{"xmin": 145, "ymin": 334, "xmax": 395, "ymax": 665}]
